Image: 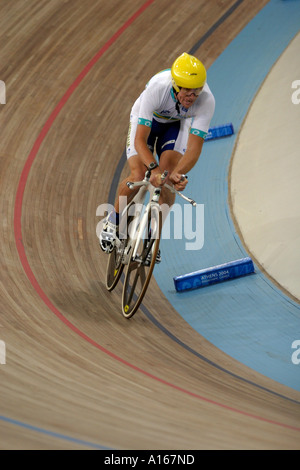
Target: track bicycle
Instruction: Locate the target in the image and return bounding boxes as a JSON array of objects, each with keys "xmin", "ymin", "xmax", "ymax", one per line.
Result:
[{"xmin": 105, "ymin": 168, "xmax": 196, "ymax": 319}]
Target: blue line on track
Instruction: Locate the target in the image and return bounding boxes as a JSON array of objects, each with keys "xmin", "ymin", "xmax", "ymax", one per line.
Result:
[{"xmin": 0, "ymin": 415, "xmax": 111, "ymax": 449}]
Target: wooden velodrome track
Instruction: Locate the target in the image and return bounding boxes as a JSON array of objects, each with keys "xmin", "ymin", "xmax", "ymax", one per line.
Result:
[{"xmin": 1, "ymin": 0, "xmax": 300, "ymax": 450}]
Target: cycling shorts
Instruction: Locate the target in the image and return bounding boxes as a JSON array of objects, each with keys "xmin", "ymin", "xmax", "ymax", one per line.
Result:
[{"xmin": 126, "ymin": 115, "xmax": 191, "ymax": 159}]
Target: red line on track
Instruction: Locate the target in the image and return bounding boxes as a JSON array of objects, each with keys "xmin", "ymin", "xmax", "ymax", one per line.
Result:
[{"xmin": 13, "ymin": 0, "xmax": 300, "ymax": 434}]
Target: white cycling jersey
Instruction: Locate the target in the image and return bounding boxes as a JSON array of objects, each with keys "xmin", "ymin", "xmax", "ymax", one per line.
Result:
[{"xmin": 131, "ymin": 68, "xmax": 215, "ymax": 139}]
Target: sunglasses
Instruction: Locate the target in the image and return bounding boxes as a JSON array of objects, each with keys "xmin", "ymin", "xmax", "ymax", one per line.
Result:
[{"xmin": 179, "ymin": 87, "xmax": 203, "ymax": 97}]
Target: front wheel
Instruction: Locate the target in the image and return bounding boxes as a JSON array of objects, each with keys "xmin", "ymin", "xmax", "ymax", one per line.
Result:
[
  {"xmin": 122, "ymin": 204, "xmax": 162, "ymax": 318},
  {"xmin": 106, "ymin": 239, "xmax": 126, "ymax": 291},
  {"xmin": 106, "ymin": 209, "xmax": 134, "ymax": 292}
]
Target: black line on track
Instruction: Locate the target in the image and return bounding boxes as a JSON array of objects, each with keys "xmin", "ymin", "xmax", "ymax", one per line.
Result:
[{"xmin": 188, "ymin": 0, "xmax": 245, "ymax": 55}]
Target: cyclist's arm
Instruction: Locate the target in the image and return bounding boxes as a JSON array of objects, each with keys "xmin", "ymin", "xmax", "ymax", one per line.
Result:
[
  {"xmin": 170, "ymin": 133, "xmax": 204, "ymax": 189},
  {"xmin": 134, "ymin": 123, "xmax": 156, "ymax": 168},
  {"xmin": 135, "ymin": 124, "xmax": 164, "ymax": 187},
  {"xmin": 170, "ymin": 87, "xmax": 215, "ymax": 188}
]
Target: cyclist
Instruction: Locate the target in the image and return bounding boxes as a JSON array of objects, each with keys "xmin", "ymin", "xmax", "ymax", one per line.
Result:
[{"xmin": 99, "ymin": 52, "xmax": 215, "ymax": 258}]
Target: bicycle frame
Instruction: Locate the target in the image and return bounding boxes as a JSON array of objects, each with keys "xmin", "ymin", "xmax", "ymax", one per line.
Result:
[
  {"xmin": 115, "ymin": 169, "xmax": 196, "ymax": 263},
  {"xmin": 105, "ymin": 167, "xmax": 197, "ymax": 315},
  {"xmin": 120, "ymin": 171, "xmax": 162, "ymax": 265}
]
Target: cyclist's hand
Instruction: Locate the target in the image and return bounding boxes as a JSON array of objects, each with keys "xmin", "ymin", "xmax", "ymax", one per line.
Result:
[
  {"xmin": 150, "ymin": 170, "xmax": 166, "ymax": 187},
  {"xmin": 169, "ymin": 172, "xmax": 188, "ymax": 191}
]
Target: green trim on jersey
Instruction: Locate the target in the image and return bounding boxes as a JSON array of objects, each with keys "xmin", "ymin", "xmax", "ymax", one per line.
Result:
[
  {"xmin": 170, "ymin": 86, "xmax": 177, "ymax": 103},
  {"xmin": 138, "ymin": 117, "xmax": 152, "ymax": 127},
  {"xmin": 190, "ymin": 128, "xmax": 207, "ymax": 138}
]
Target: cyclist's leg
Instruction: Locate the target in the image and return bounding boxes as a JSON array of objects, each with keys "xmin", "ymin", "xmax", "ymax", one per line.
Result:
[
  {"xmin": 114, "ymin": 113, "xmax": 153, "ymax": 214},
  {"xmin": 101, "ymin": 116, "xmax": 156, "ymax": 253},
  {"xmin": 114, "ymin": 154, "xmax": 145, "ymax": 213},
  {"xmin": 100, "ymin": 154, "xmax": 145, "ymax": 253}
]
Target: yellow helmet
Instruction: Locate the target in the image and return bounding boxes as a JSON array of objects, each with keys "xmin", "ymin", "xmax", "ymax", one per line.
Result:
[{"xmin": 171, "ymin": 53, "xmax": 206, "ymax": 92}]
